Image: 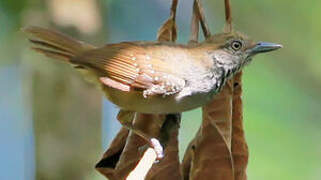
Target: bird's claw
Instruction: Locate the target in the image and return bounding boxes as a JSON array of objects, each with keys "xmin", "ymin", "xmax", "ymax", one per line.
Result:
[{"xmin": 150, "ymin": 138, "xmax": 164, "ymax": 160}]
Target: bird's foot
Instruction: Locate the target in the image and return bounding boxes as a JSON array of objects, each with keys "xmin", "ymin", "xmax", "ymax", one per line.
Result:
[{"xmin": 149, "ymin": 138, "xmax": 164, "ymax": 160}]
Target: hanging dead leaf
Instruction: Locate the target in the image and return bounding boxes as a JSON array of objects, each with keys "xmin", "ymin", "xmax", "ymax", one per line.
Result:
[
  {"xmin": 231, "ymin": 72, "xmax": 248, "ymax": 180},
  {"xmin": 183, "ymin": 0, "xmax": 235, "ymax": 178},
  {"xmin": 157, "ymin": 18, "xmax": 177, "ymax": 42},
  {"xmin": 96, "ymin": 113, "xmax": 165, "ymax": 180},
  {"xmin": 157, "ymin": 0, "xmax": 178, "ymax": 42},
  {"xmin": 145, "ymin": 115, "xmax": 182, "ymax": 180},
  {"xmin": 187, "ymin": 80, "xmax": 234, "ymax": 180},
  {"xmin": 181, "ymin": 129, "xmax": 199, "ymax": 180},
  {"xmin": 95, "ymin": 127, "xmax": 129, "ymax": 179}
]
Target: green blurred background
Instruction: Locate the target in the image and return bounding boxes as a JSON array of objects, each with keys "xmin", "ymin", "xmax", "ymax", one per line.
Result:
[{"xmin": 1, "ymin": 0, "xmax": 320, "ymax": 179}]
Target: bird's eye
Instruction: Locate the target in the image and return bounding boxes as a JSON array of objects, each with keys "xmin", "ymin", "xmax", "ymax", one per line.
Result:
[{"xmin": 231, "ymin": 40, "xmax": 243, "ymax": 51}]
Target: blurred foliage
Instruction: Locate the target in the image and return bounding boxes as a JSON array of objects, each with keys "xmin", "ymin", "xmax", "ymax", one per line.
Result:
[
  {"xmin": 0, "ymin": 0, "xmax": 320, "ymax": 180},
  {"xmin": 0, "ymin": 0, "xmax": 27, "ymax": 24}
]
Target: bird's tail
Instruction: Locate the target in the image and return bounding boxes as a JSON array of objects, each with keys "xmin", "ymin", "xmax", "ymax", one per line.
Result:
[{"xmin": 23, "ymin": 26, "xmax": 95, "ymax": 61}]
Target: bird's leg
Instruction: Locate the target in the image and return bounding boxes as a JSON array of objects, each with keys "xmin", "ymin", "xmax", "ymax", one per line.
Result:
[
  {"xmin": 117, "ymin": 110, "xmax": 164, "ymax": 160},
  {"xmin": 137, "ymin": 114, "xmax": 181, "ymax": 161}
]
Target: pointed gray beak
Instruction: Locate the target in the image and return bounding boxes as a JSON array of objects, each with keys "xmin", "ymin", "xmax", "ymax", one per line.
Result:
[{"xmin": 250, "ymin": 42, "xmax": 283, "ymax": 55}]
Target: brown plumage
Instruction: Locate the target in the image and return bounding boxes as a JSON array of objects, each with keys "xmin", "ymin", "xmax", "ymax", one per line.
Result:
[
  {"xmin": 73, "ymin": 42, "xmax": 191, "ymax": 94},
  {"xmin": 23, "ymin": 26, "xmax": 281, "ymax": 113}
]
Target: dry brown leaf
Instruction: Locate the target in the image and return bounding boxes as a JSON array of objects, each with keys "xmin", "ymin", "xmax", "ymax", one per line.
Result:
[
  {"xmin": 184, "ymin": 0, "xmax": 235, "ymax": 179},
  {"xmin": 96, "ymin": 113, "xmax": 165, "ymax": 180},
  {"xmin": 113, "ymin": 113, "xmax": 162, "ymax": 180},
  {"xmin": 205, "ymin": 80, "xmax": 234, "ymax": 148},
  {"xmin": 95, "ymin": 127, "xmax": 129, "ymax": 179},
  {"xmin": 157, "ymin": 19, "xmax": 177, "ymax": 42},
  {"xmin": 185, "ymin": 0, "xmax": 250, "ymax": 179},
  {"xmin": 181, "ymin": 129, "xmax": 199, "ymax": 180},
  {"xmin": 187, "ymin": 80, "xmax": 234, "ymax": 180},
  {"xmin": 157, "ymin": 0, "xmax": 178, "ymax": 42},
  {"xmin": 231, "ymin": 72, "xmax": 248, "ymax": 180},
  {"xmin": 145, "ymin": 115, "xmax": 181, "ymax": 180}
]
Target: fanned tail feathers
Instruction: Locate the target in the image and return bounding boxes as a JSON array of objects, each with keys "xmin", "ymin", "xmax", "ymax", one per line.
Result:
[{"xmin": 23, "ymin": 26, "xmax": 95, "ymax": 62}]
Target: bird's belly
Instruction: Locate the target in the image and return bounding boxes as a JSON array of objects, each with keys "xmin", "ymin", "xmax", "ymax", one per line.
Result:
[{"xmin": 103, "ymin": 86, "xmax": 211, "ymax": 114}]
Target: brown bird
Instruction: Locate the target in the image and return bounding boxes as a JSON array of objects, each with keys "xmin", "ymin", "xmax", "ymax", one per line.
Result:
[{"xmin": 23, "ymin": 26, "xmax": 282, "ymax": 114}]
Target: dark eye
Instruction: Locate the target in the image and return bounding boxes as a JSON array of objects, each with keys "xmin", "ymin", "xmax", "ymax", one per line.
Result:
[{"xmin": 231, "ymin": 40, "xmax": 242, "ymax": 51}]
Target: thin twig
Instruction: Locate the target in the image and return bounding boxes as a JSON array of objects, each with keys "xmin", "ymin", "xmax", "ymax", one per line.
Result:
[
  {"xmin": 189, "ymin": 0, "xmax": 200, "ymax": 43},
  {"xmin": 189, "ymin": 0, "xmax": 211, "ymax": 43},
  {"xmin": 224, "ymin": 0, "xmax": 233, "ymax": 32},
  {"xmin": 196, "ymin": 0, "xmax": 211, "ymax": 38},
  {"xmin": 127, "ymin": 148, "xmax": 157, "ymax": 180},
  {"xmin": 170, "ymin": 0, "xmax": 178, "ymax": 20}
]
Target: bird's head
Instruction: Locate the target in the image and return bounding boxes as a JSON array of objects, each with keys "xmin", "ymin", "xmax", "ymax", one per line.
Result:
[{"xmin": 202, "ymin": 31, "xmax": 282, "ymax": 74}]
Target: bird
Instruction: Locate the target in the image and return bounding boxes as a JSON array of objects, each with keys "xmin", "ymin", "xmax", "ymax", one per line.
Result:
[{"xmin": 23, "ymin": 26, "xmax": 282, "ymax": 114}]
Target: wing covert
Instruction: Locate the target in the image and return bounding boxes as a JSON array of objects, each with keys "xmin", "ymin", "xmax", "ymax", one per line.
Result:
[{"xmin": 73, "ymin": 42, "xmax": 186, "ymax": 96}]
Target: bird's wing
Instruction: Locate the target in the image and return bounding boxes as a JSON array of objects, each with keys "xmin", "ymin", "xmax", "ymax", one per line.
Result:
[{"xmin": 72, "ymin": 42, "xmax": 186, "ymax": 96}]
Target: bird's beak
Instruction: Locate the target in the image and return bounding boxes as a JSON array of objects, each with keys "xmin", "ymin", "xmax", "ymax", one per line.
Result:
[{"xmin": 250, "ymin": 42, "xmax": 283, "ymax": 55}]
